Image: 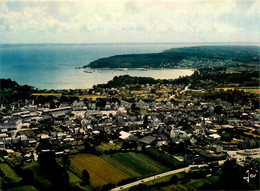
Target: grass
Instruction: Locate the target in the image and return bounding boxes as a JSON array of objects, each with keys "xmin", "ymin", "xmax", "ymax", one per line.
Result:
[
  {"xmin": 145, "ymin": 172, "xmax": 185, "ymax": 186},
  {"xmin": 21, "ymin": 162, "xmax": 50, "ymax": 190},
  {"xmin": 161, "ymin": 175, "xmax": 219, "ymax": 191},
  {"xmin": 69, "ymin": 154, "xmax": 129, "ymax": 189},
  {"xmin": 101, "ymin": 152, "xmax": 168, "ymax": 178},
  {"xmin": 67, "ymin": 170, "xmax": 82, "ymax": 184},
  {"xmin": 215, "ymin": 87, "xmax": 260, "ymax": 94},
  {"xmin": 17, "ymin": 130, "xmax": 36, "ymax": 138},
  {"xmin": 127, "ymin": 173, "xmax": 218, "ymax": 191},
  {"xmin": 185, "ymin": 175, "xmax": 220, "ymax": 190},
  {"xmin": 156, "ymin": 98, "xmax": 170, "ymax": 102},
  {"xmin": 95, "ymin": 142, "xmax": 121, "ymax": 153},
  {"xmin": 237, "ymin": 150, "xmax": 259, "ymax": 156},
  {"xmin": 254, "ymin": 158, "xmax": 260, "ymax": 162},
  {"xmin": 243, "ymin": 132, "xmax": 260, "ymax": 138},
  {"xmin": 32, "ymin": 93, "xmax": 105, "ymax": 101},
  {"xmin": 146, "ymin": 147, "xmax": 184, "ymax": 167},
  {"xmin": 163, "ymin": 184, "xmax": 188, "ymax": 191},
  {"xmin": 0, "ymin": 163, "xmax": 22, "ymax": 183},
  {"xmin": 66, "ymin": 95, "xmax": 105, "ymax": 101},
  {"xmin": 0, "ymin": 177, "xmax": 6, "ymax": 188},
  {"xmin": 6, "ymin": 185, "xmax": 37, "ymax": 191},
  {"xmin": 32, "ymin": 93, "xmax": 62, "ymax": 97},
  {"xmin": 67, "ymin": 170, "xmax": 93, "ymax": 191}
]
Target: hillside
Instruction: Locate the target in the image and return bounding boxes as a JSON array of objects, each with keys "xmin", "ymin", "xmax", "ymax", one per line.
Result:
[{"xmin": 84, "ymin": 45, "xmax": 260, "ymax": 69}]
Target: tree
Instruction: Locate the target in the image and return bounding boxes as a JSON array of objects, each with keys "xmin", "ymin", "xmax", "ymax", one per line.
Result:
[
  {"xmin": 170, "ymin": 175, "xmax": 178, "ymax": 184},
  {"xmin": 214, "ymin": 106, "xmax": 223, "ymax": 115},
  {"xmin": 102, "ymin": 183, "xmax": 116, "ymax": 191},
  {"xmin": 38, "ymin": 151, "xmax": 71, "ymax": 190},
  {"xmin": 151, "ymin": 88, "xmax": 156, "ymax": 94},
  {"xmin": 129, "ymin": 183, "xmax": 147, "ymax": 191},
  {"xmin": 219, "ymin": 159, "xmax": 249, "ymax": 190},
  {"xmin": 131, "ymin": 103, "xmax": 136, "ymax": 111},
  {"xmin": 82, "ymin": 169, "xmax": 90, "ymax": 185},
  {"xmin": 143, "ymin": 115, "xmax": 149, "ymax": 125},
  {"xmin": 61, "ymin": 154, "xmax": 71, "ymax": 170}
]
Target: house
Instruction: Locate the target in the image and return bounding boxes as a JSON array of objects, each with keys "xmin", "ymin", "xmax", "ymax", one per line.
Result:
[
  {"xmin": 209, "ymin": 134, "xmax": 221, "ymax": 140},
  {"xmin": 38, "ymin": 134, "xmax": 50, "ymax": 140},
  {"xmin": 139, "ymin": 135, "xmax": 157, "ymax": 145},
  {"xmin": 28, "ymin": 138, "xmax": 37, "ymax": 147},
  {"xmin": 0, "ymin": 138, "xmax": 5, "ymax": 148},
  {"xmin": 136, "ymin": 100, "xmax": 149, "ymax": 110},
  {"xmin": 0, "ymin": 119, "xmax": 22, "ymax": 130},
  {"xmin": 73, "ymin": 101, "xmax": 85, "ymax": 110},
  {"xmin": 119, "ymin": 131, "xmax": 132, "ymax": 140},
  {"xmin": 120, "ymin": 100, "xmax": 132, "ymax": 109},
  {"xmin": 20, "ymin": 135, "xmax": 29, "ymax": 147}
]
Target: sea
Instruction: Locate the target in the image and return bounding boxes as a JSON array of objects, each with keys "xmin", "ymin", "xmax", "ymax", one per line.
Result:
[{"xmin": 0, "ymin": 42, "xmax": 257, "ymax": 89}]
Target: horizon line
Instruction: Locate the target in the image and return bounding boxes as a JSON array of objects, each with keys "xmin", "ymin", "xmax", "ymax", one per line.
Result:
[{"xmin": 1, "ymin": 42, "xmax": 260, "ymax": 45}]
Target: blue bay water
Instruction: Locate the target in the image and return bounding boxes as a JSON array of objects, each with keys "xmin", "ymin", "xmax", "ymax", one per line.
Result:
[{"xmin": 0, "ymin": 43, "xmax": 257, "ymax": 89}]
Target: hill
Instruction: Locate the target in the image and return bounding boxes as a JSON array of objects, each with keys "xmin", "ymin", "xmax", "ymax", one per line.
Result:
[{"xmin": 84, "ymin": 45, "xmax": 260, "ymax": 69}]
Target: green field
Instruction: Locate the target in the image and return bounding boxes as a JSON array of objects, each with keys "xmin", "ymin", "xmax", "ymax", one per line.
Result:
[
  {"xmin": 101, "ymin": 152, "xmax": 168, "ymax": 178},
  {"xmin": 21, "ymin": 162, "xmax": 50, "ymax": 190},
  {"xmin": 146, "ymin": 147, "xmax": 184, "ymax": 167},
  {"xmin": 0, "ymin": 177, "xmax": 5, "ymax": 188},
  {"xmin": 0, "ymin": 163, "xmax": 22, "ymax": 184},
  {"xmin": 128, "ymin": 174, "xmax": 219, "ymax": 191},
  {"xmin": 69, "ymin": 154, "xmax": 129, "ymax": 189},
  {"xmin": 95, "ymin": 142, "xmax": 121, "ymax": 153},
  {"xmin": 67, "ymin": 170, "xmax": 92, "ymax": 191},
  {"xmin": 6, "ymin": 185, "xmax": 37, "ymax": 191},
  {"xmin": 254, "ymin": 158, "xmax": 260, "ymax": 162},
  {"xmin": 145, "ymin": 172, "xmax": 185, "ymax": 186},
  {"xmin": 184, "ymin": 175, "xmax": 220, "ymax": 190},
  {"xmin": 32, "ymin": 93, "xmax": 105, "ymax": 101},
  {"xmin": 215, "ymin": 87, "xmax": 260, "ymax": 94},
  {"xmin": 17, "ymin": 130, "xmax": 36, "ymax": 138}
]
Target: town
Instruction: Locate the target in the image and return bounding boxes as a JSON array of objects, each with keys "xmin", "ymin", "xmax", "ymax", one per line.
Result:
[{"xmin": 0, "ymin": 67, "xmax": 259, "ymax": 191}]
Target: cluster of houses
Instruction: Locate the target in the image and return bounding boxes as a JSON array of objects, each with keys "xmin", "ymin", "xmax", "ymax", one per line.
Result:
[{"xmin": 0, "ymin": 82, "xmax": 259, "ymax": 166}]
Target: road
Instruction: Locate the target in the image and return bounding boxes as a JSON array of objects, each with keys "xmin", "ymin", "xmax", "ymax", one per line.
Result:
[
  {"xmin": 226, "ymin": 148, "xmax": 260, "ymax": 162},
  {"xmin": 111, "ymin": 161, "xmax": 225, "ymax": 191}
]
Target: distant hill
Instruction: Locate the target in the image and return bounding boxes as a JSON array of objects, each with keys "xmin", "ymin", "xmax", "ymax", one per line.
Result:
[{"xmin": 84, "ymin": 46, "xmax": 260, "ymax": 69}]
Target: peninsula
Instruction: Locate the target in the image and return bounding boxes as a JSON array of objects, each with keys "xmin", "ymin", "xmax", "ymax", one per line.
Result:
[{"xmin": 84, "ymin": 46, "xmax": 260, "ymax": 69}]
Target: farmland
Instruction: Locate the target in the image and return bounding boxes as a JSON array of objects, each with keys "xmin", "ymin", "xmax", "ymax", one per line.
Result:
[
  {"xmin": 6, "ymin": 185, "xmax": 37, "ymax": 191},
  {"xmin": 32, "ymin": 93, "xmax": 105, "ymax": 101},
  {"xmin": 0, "ymin": 163, "xmax": 22, "ymax": 184},
  {"xmin": 21, "ymin": 162, "xmax": 51, "ymax": 190},
  {"xmin": 101, "ymin": 152, "xmax": 168, "ymax": 178},
  {"xmin": 145, "ymin": 147, "xmax": 184, "ymax": 168},
  {"xmin": 69, "ymin": 154, "xmax": 129, "ymax": 189},
  {"xmin": 215, "ymin": 87, "xmax": 260, "ymax": 95},
  {"xmin": 95, "ymin": 141, "xmax": 121, "ymax": 153},
  {"xmin": 127, "ymin": 173, "xmax": 219, "ymax": 191}
]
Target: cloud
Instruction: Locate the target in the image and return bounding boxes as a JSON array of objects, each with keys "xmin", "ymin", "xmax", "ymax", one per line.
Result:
[
  {"xmin": 247, "ymin": 1, "xmax": 260, "ymax": 18},
  {"xmin": 0, "ymin": 0, "xmax": 259, "ymax": 43}
]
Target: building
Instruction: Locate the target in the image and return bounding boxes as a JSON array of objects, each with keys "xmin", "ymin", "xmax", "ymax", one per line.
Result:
[{"xmin": 0, "ymin": 119, "xmax": 22, "ymax": 130}]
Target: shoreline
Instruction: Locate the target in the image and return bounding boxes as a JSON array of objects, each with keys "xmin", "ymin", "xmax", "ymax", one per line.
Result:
[{"xmin": 19, "ymin": 68, "xmax": 195, "ymax": 90}]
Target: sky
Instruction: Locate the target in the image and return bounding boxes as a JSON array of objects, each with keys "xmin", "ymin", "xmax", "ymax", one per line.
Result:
[{"xmin": 0, "ymin": 0, "xmax": 259, "ymax": 44}]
